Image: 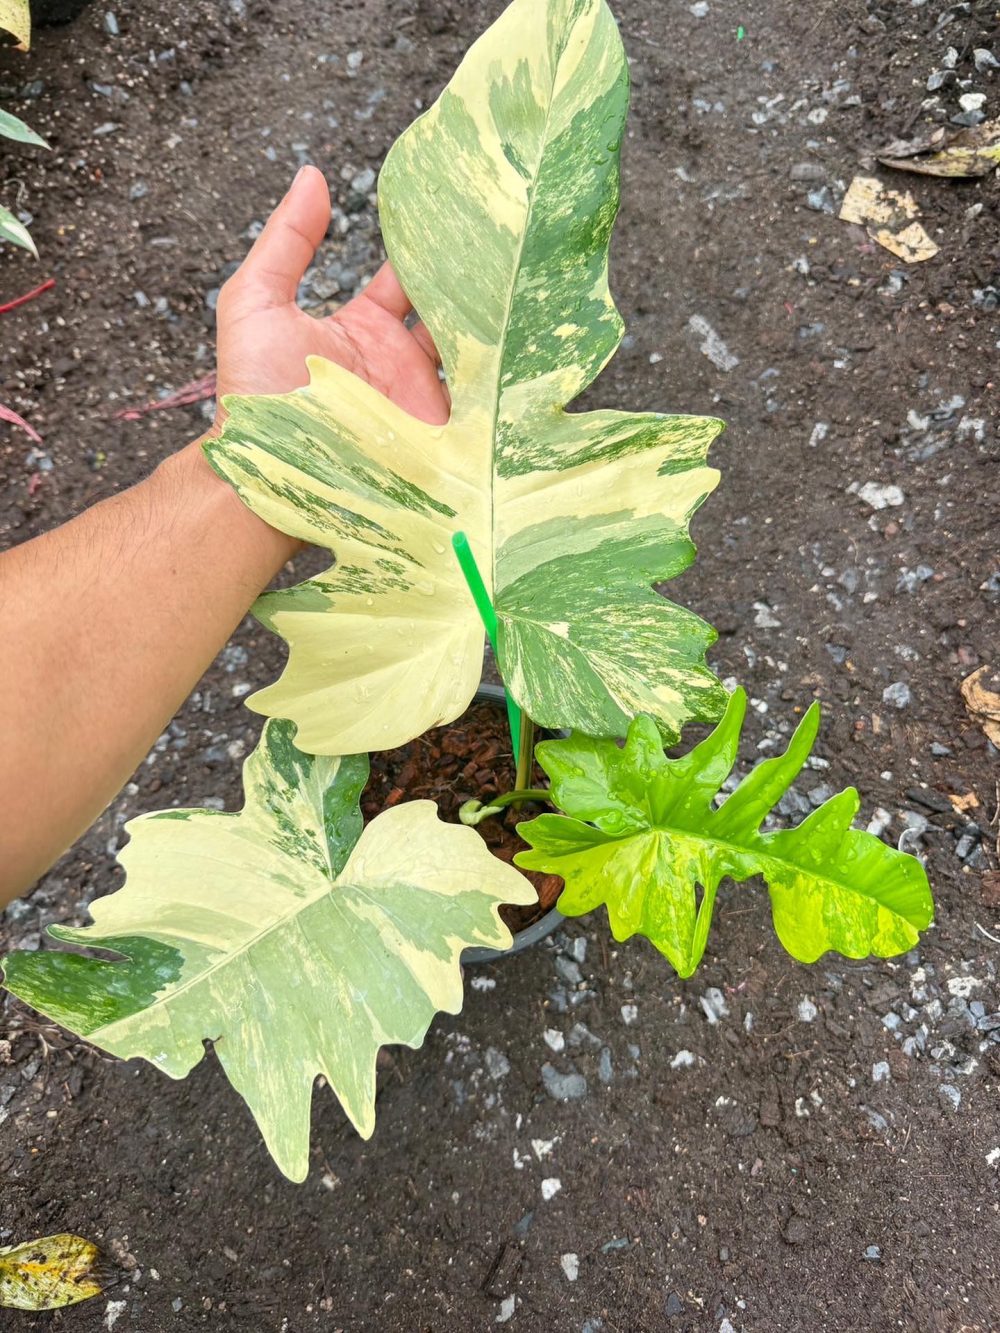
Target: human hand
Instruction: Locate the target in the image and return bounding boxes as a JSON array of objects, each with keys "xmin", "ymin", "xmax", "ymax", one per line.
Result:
[{"xmin": 214, "ymin": 165, "xmax": 449, "ymax": 427}]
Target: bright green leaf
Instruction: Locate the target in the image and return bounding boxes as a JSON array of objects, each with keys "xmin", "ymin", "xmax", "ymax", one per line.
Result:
[
  {"xmin": 0, "ymin": 107, "xmax": 48, "ymax": 148},
  {"xmin": 205, "ymin": 0, "xmax": 725, "ymax": 755},
  {"xmin": 0, "ymin": 0, "xmax": 30, "ymax": 47},
  {"xmin": 0, "ymin": 203, "xmax": 37, "ymax": 257},
  {"xmin": 1, "ymin": 721, "xmax": 535, "ymax": 1182},
  {"xmin": 515, "ymin": 691, "xmax": 934, "ymax": 977}
]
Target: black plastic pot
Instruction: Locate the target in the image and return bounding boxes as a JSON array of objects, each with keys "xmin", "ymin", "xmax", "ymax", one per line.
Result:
[
  {"xmin": 31, "ymin": 0, "xmax": 93, "ymax": 26},
  {"xmin": 461, "ymin": 683, "xmax": 563, "ymax": 966}
]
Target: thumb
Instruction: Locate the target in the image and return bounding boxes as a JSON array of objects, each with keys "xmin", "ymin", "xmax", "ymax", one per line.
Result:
[{"xmin": 228, "ymin": 165, "xmax": 331, "ymax": 309}]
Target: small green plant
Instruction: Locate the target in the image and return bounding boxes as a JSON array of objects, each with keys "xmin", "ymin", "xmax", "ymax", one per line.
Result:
[
  {"xmin": 1, "ymin": 0, "xmax": 933, "ymax": 1183},
  {"xmin": 0, "ymin": 0, "xmax": 48, "ymax": 255}
]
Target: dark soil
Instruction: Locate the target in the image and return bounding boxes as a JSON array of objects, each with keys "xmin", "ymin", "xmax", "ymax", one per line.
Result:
[
  {"xmin": 361, "ymin": 695, "xmax": 563, "ymax": 934},
  {"xmin": 2, "ymin": 0, "xmax": 999, "ymax": 1330}
]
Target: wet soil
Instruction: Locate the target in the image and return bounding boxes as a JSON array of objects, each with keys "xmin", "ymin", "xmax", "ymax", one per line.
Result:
[{"xmin": 1, "ymin": 0, "xmax": 999, "ymax": 1330}]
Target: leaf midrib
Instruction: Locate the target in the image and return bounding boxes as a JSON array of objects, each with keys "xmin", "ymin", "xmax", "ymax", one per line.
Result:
[
  {"xmin": 487, "ymin": 32, "xmax": 567, "ymax": 598},
  {"xmin": 580, "ymin": 820, "xmax": 912, "ymax": 916}
]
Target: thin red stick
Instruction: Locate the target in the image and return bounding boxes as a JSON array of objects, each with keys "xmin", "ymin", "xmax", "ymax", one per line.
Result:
[
  {"xmin": 0, "ymin": 278, "xmax": 56, "ymax": 316},
  {"xmin": 114, "ymin": 372, "xmax": 218, "ymax": 421}
]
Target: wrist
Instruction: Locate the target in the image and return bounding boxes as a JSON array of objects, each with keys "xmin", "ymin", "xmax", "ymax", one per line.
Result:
[{"xmin": 156, "ymin": 440, "xmax": 304, "ymax": 574}]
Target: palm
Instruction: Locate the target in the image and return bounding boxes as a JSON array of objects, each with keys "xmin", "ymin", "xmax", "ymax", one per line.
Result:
[{"xmin": 219, "ymin": 264, "xmax": 449, "ymax": 429}]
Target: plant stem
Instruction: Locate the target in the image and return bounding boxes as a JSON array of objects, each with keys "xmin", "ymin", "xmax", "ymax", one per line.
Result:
[
  {"xmin": 514, "ymin": 711, "xmax": 535, "ymax": 797},
  {"xmin": 486, "ymin": 788, "xmax": 550, "ymax": 812}
]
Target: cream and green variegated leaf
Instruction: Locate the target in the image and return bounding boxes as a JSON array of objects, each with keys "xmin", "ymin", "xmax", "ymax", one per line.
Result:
[
  {"xmin": 515, "ymin": 690, "xmax": 934, "ymax": 977},
  {"xmin": 0, "ymin": 203, "xmax": 37, "ymax": 257},
  {"xmin": 205, "ymin": 0, "xmax": 725, "ymax": 755},
  {"xmin": 0, "ymin": 721, "xmax": 534, "ymax": 1183},
  {"xmin": 0, "ymin": 0, "xmax": 30, "ymax": 47}
]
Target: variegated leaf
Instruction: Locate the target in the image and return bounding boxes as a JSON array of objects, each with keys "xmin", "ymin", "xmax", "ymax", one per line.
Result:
[
  {"xmin": 0, "ymin": 1235, "xmax": 110, "ymax": 1311},
  {"xmin": 1, "ymin": 721, "xmax": 535, "ymax": 1182},
  {"xmin": 0, "ymin": 203, "xmax": 37, "ymax": 257},
  {"xmin": 0, "ymin": 0, "xmax": 30, "ymax": 48},
  {"xmin": 516, "ymin": 691, "xmax": 934, "ymax": 977},
  {"xmin": 206, "ymin": 0, "xmax": 725, "ymax": 755}
]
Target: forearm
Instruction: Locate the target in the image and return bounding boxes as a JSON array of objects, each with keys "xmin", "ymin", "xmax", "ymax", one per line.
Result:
[{"xmin": 0, "ymin": 441, "xmax": 297, "ymax": 905}]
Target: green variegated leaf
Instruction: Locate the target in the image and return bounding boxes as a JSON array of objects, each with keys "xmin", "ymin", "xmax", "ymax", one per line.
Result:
[
  {"xmin": 515, "ymin": 691, "xmax": 934, "ymax": 977},
  {"xmin": 205, "ymin": 0, "xmax": 725, "ymax": 755},
  {"xmin": 0, "ymin": 203, "xmax": 37, "ymax": 257},
  {"xmin": 1, "ymin": 721, "xmax": 535, "ymax": 1182},
  {"xmin": 0, "ymin": 108, "xmax": 48, "ymax": 147},
  {"xmin": 0, "ymin": 0, "xmax": 30, "ymax": 47}
]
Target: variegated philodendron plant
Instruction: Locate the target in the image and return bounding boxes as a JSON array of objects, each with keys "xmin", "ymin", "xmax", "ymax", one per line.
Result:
[{"xmin": 1, "ymin": 0, "xmax": 933, "ymax": 1182}]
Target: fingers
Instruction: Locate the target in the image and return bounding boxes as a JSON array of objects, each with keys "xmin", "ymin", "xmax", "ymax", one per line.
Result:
[
  {"xmin": 362, "ymin": 262, "xmax": 413, "ymax": 321},
  {"xmin": 221, "ymin": 166, "xmax": 331, "ymax": 312}
]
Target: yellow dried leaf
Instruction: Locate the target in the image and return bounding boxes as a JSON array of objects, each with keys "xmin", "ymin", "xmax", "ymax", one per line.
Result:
[
  {"xmin": 840, "ymin": 176, "xmax": 938, "ymax": 263},
  {"xmin": 0, "ymin": 1233, "xmax": 109, "ymax": 1311},
  {"xmin": 961, "ymin": 666, "xmax": 1000, "ymax": 749}
]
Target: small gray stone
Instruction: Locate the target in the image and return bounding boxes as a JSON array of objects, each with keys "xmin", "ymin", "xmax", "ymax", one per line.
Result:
[
  {"xmin": 485, "ymin": 1048, "xmax": 510, "ymax": 1081},
  {"xmin": 882, "ymin": 682, "xmax": 911, "ymax": 710},
  {"xmin": 556, "ymin": 956, "xmax": 583, "ymax": 986},
  {"xmin": 863, "ymin": 1245, "xmax": 882, "ymax": 1262},
  {"xmin": 872, "ymin": 1061, "xmax": 891, "ymax": 1084},
  {"xmin": 541, "ymin": 1063, "xmax": 587, "ymax": 1102},
  {"xmin": 806, "ymin": 186, "xmax": 836, "ymax": 214},
  {"xmin": 939, "ymin": 1084, "xmax": 961, "ymax": 1111},
  {"xmin": 974, "ymin": 48, "xmax": 1000, "ymax": 71},
  {"xmin": 351, "ymin": 167, "xmax": 376, "ymax": 194},
  {"xmin": 930, "ymin": 742, "xmax": 952, "ymax": 757},
  {"xmin": 129, "ymin": 180, "xmax": 149, "ymax": 201},
  {"xmin": 104, "ymin": 10, "xmax": 119, "ymax": 35},
  {"xmin": 790, "ymin": 161, "xmax": 825, "ymax": 181},
  {"xmin": 597, "ymin": 1047, "xmax": 613, "ymax": 1085}
]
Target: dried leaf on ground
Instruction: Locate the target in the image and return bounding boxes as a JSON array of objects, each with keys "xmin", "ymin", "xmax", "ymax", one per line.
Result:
[
  {"xmin": 961, "ymin": 666, "xmax": 1000, "ymax": 749},
  {"xmin": 0, "ymin": 1234, "xmax": 111, "ymax": 1310},
  {"xmin": 879, "ymin": 120, "xmax": 1000, "ymax": 178},
  {"xmin": 840, "ymin": 175, "xmax": 938, "ymax": 263}
]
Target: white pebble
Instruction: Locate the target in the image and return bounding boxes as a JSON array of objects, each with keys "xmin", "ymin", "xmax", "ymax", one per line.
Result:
[
  {"xmin": 857, "ymin": 481, "xmax": 904, "ymax": 510},
  {"xmin": 541, "ymin": 1177, "xmax": 562, "ymax": 1201},
  {"xmin": 496, "ymin": 1294, "xmax": 516, "ymax": 1324},
  {"xmin": 104, "ymin": 1303, "xmax": 128, "ymax": 1332},
  {"xmin": 872, "ymin": 1061, "xmax": 891, "ymax": 1084},
  {"xmin": 621, "ymin": 1003, "xmax": 639, "ymax": 1026},
  {"xmin": 671, "ymin": 1050, "xmax": 696, "ymax": 1069},
  {"xmin": 544, "ymin": 1028, "xmax": 566, "ymax": 1053},
  {"xmin": 798, "ymin": 997, "xmax": 818, "ymax": 1023},
  {"xmin": 560, "ymin": 1253, "xmax": 580, "ymax": 1282}
]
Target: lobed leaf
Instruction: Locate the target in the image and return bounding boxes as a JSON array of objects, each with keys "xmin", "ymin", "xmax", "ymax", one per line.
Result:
[
  {"xmin": 516, "ymin": 690, "xmax": 934, "ymax": 977},
  {"xmin": 1, "ymin": 721, "xmax": 535, "ymax": 1182},
  {"xmin": 205, "ymin": 0, "xmax": 725, "ymax": 755}
]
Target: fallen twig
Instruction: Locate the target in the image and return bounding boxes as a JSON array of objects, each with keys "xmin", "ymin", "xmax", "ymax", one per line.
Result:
[
  {"xmin": 0, "ymin": 277, "xmax": 55, "ymax": 316},
  {"xmin": 114, "ymin": 371, "xmax": 217, "ymax": 421},
  {"xmin": 0, "ymin": 403, "xmax": 42, "ymax": 444}
]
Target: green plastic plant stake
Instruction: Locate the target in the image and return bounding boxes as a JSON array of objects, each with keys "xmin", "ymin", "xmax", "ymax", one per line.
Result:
[{"xmin": 452, "ymin": 532, "xmax": 522, "ymax": 756}]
